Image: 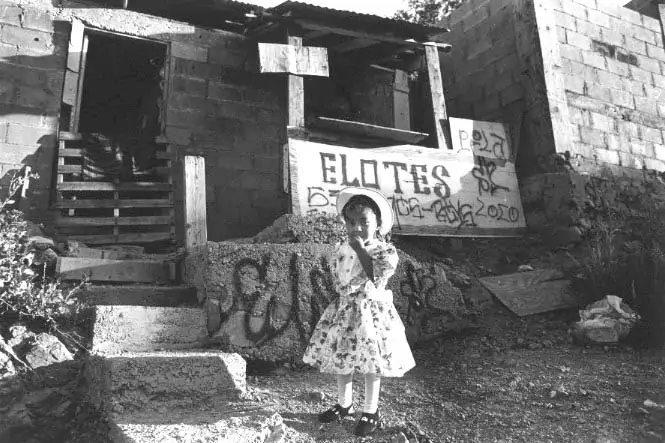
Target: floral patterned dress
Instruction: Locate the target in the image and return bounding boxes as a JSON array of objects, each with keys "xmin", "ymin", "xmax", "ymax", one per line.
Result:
[{"xmin": 302, "ymin": 240, "xmax": 416, "ymax": 377}]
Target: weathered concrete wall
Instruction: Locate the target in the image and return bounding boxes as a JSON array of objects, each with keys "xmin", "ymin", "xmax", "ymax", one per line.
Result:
[
  {"xmin": 0, "ymin": 4, "xmax": 67, "ymax": 221},
  {"xmin": 195, "ymin": 241, "xmax": 467, "ymax": 362},
  {"xmin": 1, "ymin": 0, "xmax": 288, "ymax": 240},
  {"xmin": 554, "ymin": 0, "xmax": 665, "ymax": 172}
]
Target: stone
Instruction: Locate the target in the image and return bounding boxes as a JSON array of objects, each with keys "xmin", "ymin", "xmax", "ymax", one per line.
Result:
[
  {"xmin": 24, "ymin": 333, "xmax": 73, "ymax": 369},
  {"xmin": 25, "ymin": 235, "xmax": 55, "ymax": 250},
  {"xmin": 91, "ymin": 306, "xmax": 209, "ymax": 355},
  {"xmin": 85, "ymin": 351, "xmax": 246, "ymax": 416},
  {"xmin": 0, "ymin": 349, "xmax": 16, "ymax": 378},
  {"xmin": 7, "ymin": 324, "xmax": 35, "ymax": 349}
]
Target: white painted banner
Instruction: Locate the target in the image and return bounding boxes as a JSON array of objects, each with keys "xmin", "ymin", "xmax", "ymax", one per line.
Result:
[{"xmin": 288, "ymin": 132, "xmax": 527, "ymax": 237}]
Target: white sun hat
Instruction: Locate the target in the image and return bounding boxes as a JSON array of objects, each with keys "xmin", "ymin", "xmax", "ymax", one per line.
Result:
[{"xmin": 336, "ymin": 187, "xmax": 395, "ymax": 235}]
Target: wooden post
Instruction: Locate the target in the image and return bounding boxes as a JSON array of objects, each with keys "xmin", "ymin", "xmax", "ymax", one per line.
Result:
[
  {"xmin": 424, "ymin": 44, "xmax": 450, "ymax": 150},
  {"xmin": 393, "ymin": 69, "xmax": 410, "ymax": 130},
  {"xmin": 287, "ymin": 31, "xmax": 305, "ymax": 128},
  {"xmin": 183, "ymin": 155, "xmax": 207, "ymax": 252}
]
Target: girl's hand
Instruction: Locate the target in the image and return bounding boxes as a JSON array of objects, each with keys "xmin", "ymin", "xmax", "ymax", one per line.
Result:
[{"xmin": 348, "ymin": 234, "xmax": 366, "ymax": 252}]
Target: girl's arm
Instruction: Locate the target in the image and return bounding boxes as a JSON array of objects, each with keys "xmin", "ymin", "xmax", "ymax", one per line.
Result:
[{"xmin": 350, "ymin": 241, "xmax": 375, "ymax": 282}]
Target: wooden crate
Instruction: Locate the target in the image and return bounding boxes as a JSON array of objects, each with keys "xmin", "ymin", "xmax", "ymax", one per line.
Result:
[{"xmin": 54, "ymin": 132, "xmax": 176, "ymax": 246}]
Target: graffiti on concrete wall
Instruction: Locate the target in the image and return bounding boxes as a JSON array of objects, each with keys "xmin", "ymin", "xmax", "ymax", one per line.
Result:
[{"xmin": 205, "ymin": 245, "xmax": 466, "ymax": 356}]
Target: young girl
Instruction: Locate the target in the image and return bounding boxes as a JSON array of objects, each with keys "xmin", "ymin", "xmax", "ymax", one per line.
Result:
[{"xmin": 302, "ymin": 186, "xmax": 416, "ymax": 437}]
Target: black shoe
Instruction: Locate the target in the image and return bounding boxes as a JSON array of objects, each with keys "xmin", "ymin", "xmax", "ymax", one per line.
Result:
[
  {"xmin": 355, "ymin": 410, "xmax": 382, "ymax": 436},
  {"xmin": 318, "ymin": 403, "xmax": 355, "ymax": 423}
]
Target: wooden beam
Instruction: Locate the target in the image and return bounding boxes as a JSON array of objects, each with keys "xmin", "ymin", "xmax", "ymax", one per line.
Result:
[
  {"xmin": 287, "ymin": 31, "xmax": 305, "ymax": 128},
  {"xmin": 55, "ymin": 215, "xmax": 172, "ymax": 227},
  {"xmin": 393, "ymin": 69, "xmax": 410, "ymax": 131},
  {"xmin": 56, "ymin": 257, "xmax": 172, "ymax": 284},
  {"xmin": 53, "ymin": 199, "xmax": 172, "ymax": 209},
  {"xmin": 424, "ymin": 43, "xmax": 449, "ymax": 149},
  {"xmin": 332, "ymin": 38, "xmax": 380, "ymax": 53},
  {"xmin": 57, "ymin": 182, "xmax": 171, "ymax": 192},
  {"xmin": 183, "ymin": 155, "xmax": 207, "ymax": 252}
]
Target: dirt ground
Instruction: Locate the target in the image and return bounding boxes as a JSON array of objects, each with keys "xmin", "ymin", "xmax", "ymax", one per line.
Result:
[{"xmin": 11, "ymin": 237, "xmax": 665, "ymax": 443}]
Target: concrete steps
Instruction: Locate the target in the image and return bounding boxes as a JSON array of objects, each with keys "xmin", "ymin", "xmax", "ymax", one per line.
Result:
[
  {"xmin": 79, "ymin": 284, "xmax": 197, "ymax": 307},
  {"xmin": 85, "ymin": 305, "xmax": 254, "ymax": 442}
]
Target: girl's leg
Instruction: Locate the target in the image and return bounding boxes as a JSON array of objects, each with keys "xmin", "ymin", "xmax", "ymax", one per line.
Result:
[
  {"xmin": 337, "ymin": 372, "xmax": 354, "ymax": 408},
  {"xmin": 363, "ymin": 373, "xmax": 381, "ymax": 413}
]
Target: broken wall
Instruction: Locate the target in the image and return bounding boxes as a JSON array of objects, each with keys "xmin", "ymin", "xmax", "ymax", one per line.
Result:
[{"xmin": 1, "ymin": 0, "xmax": 288, "ymax": 241}]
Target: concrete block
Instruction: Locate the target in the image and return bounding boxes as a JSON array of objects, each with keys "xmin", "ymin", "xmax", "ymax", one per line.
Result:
[
  {"xmin": 630, "ymin": 139, "xmax": 655, "ymax": 158},
  {"xmin": 170, "ymin": 42, "xmax": 207, "ymax": 62},
  {"xmin": 643, "ymin": 157, "xmax": 665, "ymax": 172},
  {"xmin": 630, "ymin": 65, "xmax": 652, "ymax": 83},
  {"xmin": 638, "ymin": 55, "xmax": 662, "ymax": 74},
  {"xmin": 579, "ymin": 126, "xmax": 607, "ymax": 147},
  {"xmin": 80, "ymin": 285, "xmax": 197, "ymax": 307},
  {"xmin": 173, "ymin": 58, "xmax": 218, "ymax": 80},
  {"xmin": 566, "ymin": 29, "xmax": 592, "ymax": 50},
  {"xmin": 208, "ymin": 82, "xmax": 242, "ymax": 102},
  {"xmin": 172, "ymin": 76, "xmax": 207, "ymax": 97},
  {"xmin": 586, "ymin": 83, "xmax": 610, "ymax": 102},
  {"xmin": 646, "ymin": 44, "xmax": 665, "ymax": 63},
  {"xmin": 585, "ymin": 9, "xmax": 610, "ymax": 28},
  {"xmin": 560, "ymin": 44, "xmax": 583, "ymax": 63},
  {"xmin": 653, "ymin": 144, "xmax": 665, "ymax": 161},
  {"xmin": 581, "ymin": 51, "xmax": 606, "ymax": 70},
  {"xmin": 165, "ymin": 108, "xmax": 206, "ymax": 129},
  {"xmin": 560, "ymin": 1, "xmax": 586, "ymax": 21},
  {"xmin": 0, "ymin": 25, "xmax": 54, "ymax": 53},
  {"xmin": 168, "ymin": 91, "xmax": 207, "ymax": 111},
  {"xmin": 605, "ymin": 58, "xmax": 629, "ymax": 77},
  {"xmin": 200, "ymin": 241, "xmax": 467, "ymax": 362},
  {"xmin": 596, "ymin": 70, "xmax": 622, "ymax": 89},
  {"xmin": 564, "ymin": 75, "xmax": 585, "ymax": 94},
  {"xmin": 576, "ymin": 18, "xmax": 602, "ymax": 40},
  {"xmin": 589, "ymin": 111, "xmax": 615, "ymax": 133},
  {"xmin": 610, "ymin": 89, "xmax": 635, "ymax": 109},
  {"xmin": 85, "ymin": 351, "xmax": 246, "ymax": 415},
  {"xmin": 20, "ymin": 9, "xmax": 57, "ymax": 33},
  {"xmin": 623, "ymin": 36, "xmax": 647, "ymax": 56},
  {"xmin": 630, "ymin": 26, "xmax": 657, "ymax": 45},
  {"xmin": 618, "ymin": 151, "xmax": 643, "ymax": 169},
  {"xmin": 91, "ymin": 306, "xmax": 209, "ymax": 355},
  {"xmin": 634, "ymin": 96, "xmax": 659, "ymax": 116},
  {"xmin": 594, "ymin": 147, "xmax": 620, "ymax": 165},
  {"xmin": 641, "ymin": 126, "xmax": 664, "ymax": 145}
]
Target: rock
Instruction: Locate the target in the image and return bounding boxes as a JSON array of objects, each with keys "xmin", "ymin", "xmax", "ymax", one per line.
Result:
[
  {"xmin": 644, "ymin": 399, "xmax": 665, "ymax": 409},
  {"xmin": 0, "ymin": 344, "xmax": 16, "ymax": 378},
  {"xmin": 518, "ymin": 265, "xmax": 534, "ymax": 272},
  {"xmin": 308, "ymin": 391, "xmax": 325, "ymax": 401},
  {"xmin": 262, "ymin": 413, "xmax": 286, "ymax": 443},
  {"xmin": 7, "ymin": 324, "xmax": 35, "ymax": 349},
  {"xmin": 26, "ymin": 235, "xmax": 55, "ymax": 250},
  {"xmin": 23, "ymin": 333, "xmax": 73, "ymax": 369},
  {"xmin": 391, "ymin": 432, "xmax": 409, "ymax": 443}
]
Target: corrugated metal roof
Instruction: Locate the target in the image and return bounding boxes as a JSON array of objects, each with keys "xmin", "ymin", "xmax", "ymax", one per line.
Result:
[{"xmin": 266, "ymin": 1, "xmax": 449, "ymax": 39}]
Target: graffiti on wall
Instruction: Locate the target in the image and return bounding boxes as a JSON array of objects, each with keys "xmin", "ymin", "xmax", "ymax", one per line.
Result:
[
  {"xmin": 288, "ymin": 124, "xmax": 525, "ymax": 236},
  {"xmin": 206, "ymin": 246, "xmax": 465, "ymax": 352}
]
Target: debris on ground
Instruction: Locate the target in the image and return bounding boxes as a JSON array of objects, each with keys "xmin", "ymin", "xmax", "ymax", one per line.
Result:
[{"xmin": 572, "ymin": 295, "xmax": 640, "ymax": 344}]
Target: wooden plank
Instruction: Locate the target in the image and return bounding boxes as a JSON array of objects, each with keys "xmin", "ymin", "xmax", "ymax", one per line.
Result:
[
  {"xmin": 659, "ymin": 3, "xmax": 665, "ymax": 47},
  {"xmin": 296, "ymin": 20, "xmax": 425, "ymax": 49},
  {"xmin": 57, "ymin": 182, "xmax": 171, "ymax": 192},
  {"xmin": 183, "ymin": 156, "xmax": 207, "ymax": 251},
  {"xmin": 332, "ymin": 38, "xmax": 379, "ymax": 53},
  {"xmin": 59, "ymin": 132, "xmax": 82, "ymax": 141},
  {"xmin": 448, "ymin": 117, "xmax": 513, "ymax": 161},
  {"xmin": 67, "ymin": 19, "xmax": 85, "ymax": 72},
  {"xmin": 478, "ymin": 269, "xmax": 578, "ymax": 316},
  {"xmin": 312, "ymin": 117, "xmax": 428, "ymax": 144},
  {"xmin": 62, "ymin": 71, "xmax": 79, "ymax": 107},
  {"xmin": 393, "ymin": 69, "xmax": 410, "ymax": 131},
  {"xmin": 288, "ymin": 138, "xmax": 527, "ymax": 237},
  {"xmin": 71, "ymin": 34, "xmax": 89, "ymax": 133},
  {"xmin": 424, "ymin": 43, "xmax": 450, "ymax": 150},
  {"xmin": 56, "ymin": 257, "xmax": 172, "ymax": 284},
  {"xmin": 58, "ymin": 165, "xmax": 83, "ymax": 174},
  {"xmin": 58, "ymin": 148, "xmax": 83, "ymax": 158},
  {"xmin": 258, "ymin": 43, "xmax": 329, "ymax": 76},
  {"xmin": 55, "ymin": 215, "xmax": 172, "ymax": 227},
  {"xmin": 54, "ymin": 199, "xmax": 172, "ymax": 209},
  {"xmin": 65, "ymin": 232, "xmax": 174, "ymax": 244},
  {"xmin": 288, "ymin": 33, "xmax": 305, "ymax": 128}
]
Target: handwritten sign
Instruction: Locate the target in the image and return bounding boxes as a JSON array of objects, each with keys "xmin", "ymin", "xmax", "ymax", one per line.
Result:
[
  {"xmin": 288, "ymin": 138, "xmax": 527, "ymax": 237},
  {"xmin": 448, "ymin": 117, "xmax": 512, "ymax": 161}
]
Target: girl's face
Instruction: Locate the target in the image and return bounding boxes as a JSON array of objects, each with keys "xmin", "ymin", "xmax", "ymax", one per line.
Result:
[{"xmin": 344, "ymin": 205, "xmax": 379, "ymax": 242}]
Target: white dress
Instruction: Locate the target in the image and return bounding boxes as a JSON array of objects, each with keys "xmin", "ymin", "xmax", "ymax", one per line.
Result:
[{"xmin": 302, "ymin": 240, "xmax": 416, "ymax": 377}]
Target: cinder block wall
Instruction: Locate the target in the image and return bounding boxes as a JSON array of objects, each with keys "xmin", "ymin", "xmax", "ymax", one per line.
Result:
[
  {"xmin": 439, "ymin": 0, "xmax": 524, "ymax": 121},
  {"xmin": 0, "ymin": 5, "xmax": 67, "ymax": 221},
  {"xmin": 1, "ymin": 0, "xmax": 288, "ymax": 241},
  {"xmin": 554, "ymin": 0, "xmax": 665, "ymax": 171}
]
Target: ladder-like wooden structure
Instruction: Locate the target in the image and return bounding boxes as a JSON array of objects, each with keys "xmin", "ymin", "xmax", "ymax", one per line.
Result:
[{"xmin": 54, "ymin": 131, "xmax": 176, "ymax": 246}]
